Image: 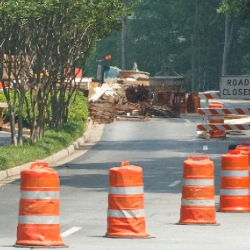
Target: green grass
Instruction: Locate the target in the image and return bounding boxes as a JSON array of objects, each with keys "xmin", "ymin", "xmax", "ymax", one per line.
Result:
[{"xmin": 0, "ymin": 91, "xmax": 88, "ymax": 170}]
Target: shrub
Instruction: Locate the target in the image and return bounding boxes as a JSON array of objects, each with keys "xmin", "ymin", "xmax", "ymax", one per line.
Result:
[{"xmin": 0, "ymin": 91, "xmax": 88, "ymax": 170}]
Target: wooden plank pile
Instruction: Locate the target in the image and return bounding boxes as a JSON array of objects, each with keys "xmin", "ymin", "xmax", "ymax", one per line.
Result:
[
  {"xmin": 89, "ymin": 83, "xmax": 179, "ymax": 124},
  {"xmin": 144, "ymin": 104, "xmax": 178, "ymax": 118},
  {"xmin": 88, "ymin": 84, "xmax": 120, "ymax": 124}
]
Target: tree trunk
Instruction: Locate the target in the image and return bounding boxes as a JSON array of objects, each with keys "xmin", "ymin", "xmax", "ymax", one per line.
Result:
[
  {"xmin": 121, "ymin": 16, "xmax": 128, "ymax": 69},
  {"xmin": 191, "ymin": 0, "xmax": 199, "ymax": 92},
  {"xmin": 10, "ymin": 110, "xmax": 17, "ymax": 145},
  {"xmin": 17, "ymin": 89, "xmax": 25, "ymax": 145},
  {"xmin": 121, "ymin": 0, "xmax": 129, "ymax": 69},
  {"xmin": 222, "ymin": 14, "xmax": 235, "ymax": 76}
]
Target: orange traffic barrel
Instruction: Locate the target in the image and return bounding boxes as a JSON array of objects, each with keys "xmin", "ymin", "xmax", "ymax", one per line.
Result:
[
  {"xmin": 106, "ymin": 161, "xmax": 149, "ymax": 238},
  {"xmin": 238, "ymin": 142, "xmax": 250, "ymax": 148},
  {"xmin": 219, "ymin": 151, "xmax": 249, "ymax": 212},
  {"xmin": 179, "ymin": 156, "xmax": 216, "ymax": 224},
  {"xmin": 16, "ymin": 162, "xmax": 64, "ymax": 247},
  {"xmin": 208, "ymin": 102, "xmax": 226, "ymax": 138},
  {"xmin": 172, "ymin": 93, "xmax": 187, "ymax": 114},
  {"xmin": 235, "ymin": 145, "xmax": 250, "ymax": 211}
]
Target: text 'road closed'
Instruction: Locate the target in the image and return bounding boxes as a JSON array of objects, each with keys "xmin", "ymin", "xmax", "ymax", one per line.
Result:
[{"xmin": 220, "ymin": 76, "xmax": 250, "ymax": 100}]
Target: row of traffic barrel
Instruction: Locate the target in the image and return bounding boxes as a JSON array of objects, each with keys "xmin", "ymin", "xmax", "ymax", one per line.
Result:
[{"xmin": 14, "ymin": 142, "xmax": 250, "ymax": 247}]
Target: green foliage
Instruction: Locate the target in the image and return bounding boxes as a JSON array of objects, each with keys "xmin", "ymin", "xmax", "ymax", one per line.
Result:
[
  {"xmin": 0, "ymin": 91, "xmax": 88, "ymax": 170},
  {"xmin": 86, "ymin": 0, "xmax": 225, "ymax": 91},
  {"xmin": 218, "ymin": 0, "xmax": 250, "ymax": 16},
  {"xmin": 0, "ymin": 121, "xmax": 84, "ymax": 170},
  {"xmin": 86, "ymin": 0, "xmax": 250, "ymax": 91},
  {"xmin": 68, "ymin": 92, "xmax": 88, "ymax": 123},
  {"xmin": 0, "ymin": 90, "xmax": 88, "ymax": 125},
  {"xmin": 0, "ymin": 0, "xmax": 128, "ymax": 143}
]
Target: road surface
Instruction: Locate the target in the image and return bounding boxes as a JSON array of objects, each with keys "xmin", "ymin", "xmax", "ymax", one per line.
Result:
[{"xmin": 0, "ymin": 115, "xmax": 250, "ymax": 250}]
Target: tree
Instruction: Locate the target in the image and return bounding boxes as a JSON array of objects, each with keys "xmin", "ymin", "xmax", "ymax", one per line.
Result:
[
  {"xmin": 86, "ymin": 0, "xmax": 250, "ymax": 91},
  {"xmin": 219, "ymin": 0, "xmax": 250, "ymax": 76},
  {"xmin": 219, "ymin": 0, "xmax": 250, "ymax": 15},
  {"xmin": 0, "ymin": 0, "xmax": 128, "ymax": 144}
]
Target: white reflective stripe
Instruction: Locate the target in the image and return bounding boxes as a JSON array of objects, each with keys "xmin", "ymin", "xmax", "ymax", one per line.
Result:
[
  {"xmin": 182, "ymin": 179, "xmax": 214, "ymax": 186},
  {"xmin": 108, "ymin": 209, "xmax": 145, "ymax": 218},
  {"xmin": 221, "ymin": 170, "xmax": 249, "ymax": 177},
  {"xmin": 21, "ymin": 191, "xmax": 59, "ymax": 199},
  {"xmin": 109, "ymin": 186, "xmax": 143, "ymax": 195},
  {"xmin": 220, "ymin": 189, "xmax": 249, "ymax": 196},
  {"xmin": 181, "ymin": 199, "xmax": 215, "ymax": 206},
  {"xmin": 18, "ymin": 216, "xmax": 59, "ymax": 224}
]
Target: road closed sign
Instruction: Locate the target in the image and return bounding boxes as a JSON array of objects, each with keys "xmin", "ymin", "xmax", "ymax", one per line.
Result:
[{"xmin": 220, "ymin": 75, "xmax": 250, "ymax": 100}]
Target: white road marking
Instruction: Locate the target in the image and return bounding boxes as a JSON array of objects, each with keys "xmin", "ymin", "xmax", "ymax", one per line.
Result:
[
  {"xmin": 203, "ymin": 145, "xmax": 208, "ymax": 151},
  {"xmin": 168, "ymin": 180, "xmax": 181, "ymax": 187},
  {"xmin": 61, "ymin": 227, "xmax": 82, "ymax": 238}
]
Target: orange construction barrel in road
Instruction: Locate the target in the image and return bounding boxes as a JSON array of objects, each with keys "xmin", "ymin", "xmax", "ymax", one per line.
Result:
[
  {"xmin": 235, "ymin": 145, "xmax": 250, "ymax": 211},
  {"xmin": 238, "ymin": 142, "xmax": 250, "ymax": 148},
  {"xmin": 179, "ymin": 156, "xmax": 216, "ymax": 224},
  {"xmin": 219, "ymin": 151, "xmax": 249, "ymax": 212},
  {"xmin": 16, "ymin": 162, "xmax": 64, "ymax": 247},
  {"xmin": 106, "ymin": 161, "xmax": 149, "ymax": 238}
]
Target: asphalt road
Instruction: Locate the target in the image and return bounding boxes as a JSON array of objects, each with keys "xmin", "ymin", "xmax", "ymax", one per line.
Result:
[
  {"xmin": 0, "ymin": 116, "xmax": 250, "ymax": 250},
  {"xmin": 0, "ymin": 132, "xmax": 10, "ymax": 147}
]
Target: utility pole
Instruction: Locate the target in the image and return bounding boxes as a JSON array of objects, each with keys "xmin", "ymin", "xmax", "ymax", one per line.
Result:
[{"xmin": 121, "ymin": 0, "xmax": 129, "ymax": 69}]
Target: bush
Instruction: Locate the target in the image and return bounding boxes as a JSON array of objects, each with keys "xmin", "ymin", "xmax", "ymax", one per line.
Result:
[{"xmin": 0, "ymin": 91, "xmax": 88, "ymax": 170}]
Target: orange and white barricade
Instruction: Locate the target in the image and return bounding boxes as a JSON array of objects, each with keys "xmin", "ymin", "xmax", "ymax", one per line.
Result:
[
  {"xmin": 16, "ymin": 162, "xmax": 64, "ymax": 247},
  {"xmin": 106, "ymin": 161, "xmax": 149, "ymax": 238},
  {"xmin": 207, "ymin": 102, "xmax": 226, "ymax": 138},
  {"xmin": 197, "ymin": 92, "xmax": 250, "ymax": 138},
  {"xmin": 219, "ymin": 151, "xmax": 249, "ymax": 212},
  {"xmin": 179, "ymin": 156, "xmax": 216, "ymax": 224}
]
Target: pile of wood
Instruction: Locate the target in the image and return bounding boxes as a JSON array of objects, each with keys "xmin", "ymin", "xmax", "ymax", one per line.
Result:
[
  {"xmin": 88, "ymin": 84, "xmax": 118, "ymax": 123},
  {"xmin": 89, "ymin": 83, "xmax": 179, "ymax": 124},
  {"xmin": 144, "ymin": 104, "xmax": 178, "ymax": 118},
  {"xmin": 116, "ymin": 103, "xmax": 142, "ymax": 116},
  {"xmin": 88, "ymin": 83, "xmax": 127, "ymax": 124},
  {"xmin": 89, "ymin": 101, "xmax": 115, "ymax": 124}
]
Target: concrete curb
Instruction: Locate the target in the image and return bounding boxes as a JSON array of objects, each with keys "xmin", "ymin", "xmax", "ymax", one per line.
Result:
[{"xmin": 0, "ymin": 119, "xmax": 94, "ymax": 181}]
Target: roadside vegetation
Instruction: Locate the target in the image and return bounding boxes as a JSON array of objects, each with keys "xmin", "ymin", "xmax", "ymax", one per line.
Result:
[
  {"xmin": 86, "ymin": 0, "xmax": 250, "ymax": 91},
  {"xmin": 0, "ymin": 91, "xmax": 88, "ymax": 170},
  {"xmin": 0, "ymin": 0, "xmax": 130, "ymax": 145},
  {"xmin": 0, "ymin": 0, "xmax": 133, "ymax": 169}
]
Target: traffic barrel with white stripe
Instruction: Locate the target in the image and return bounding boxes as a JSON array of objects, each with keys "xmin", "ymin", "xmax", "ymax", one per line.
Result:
[
  {"xmin": 16, "ymin": 162, "xmax": 64, "ymax": 246},
  {"xmin": 208, "ymin": 102, "xmax": 226, "ymax": 138},
  {"xmin": 235, "ymin": 145, "xmax": 250, "ymax": 211},
  {"xmin": 219, "ymin": 151, "xmax": 249, "ymax": 212},
  {"xmin": 180, "ymin": 156, "xmax": 216, "ymax": 224},
  {"xmin": 106, "ymin": 161, "xmax": 149, "ymax": 238}
]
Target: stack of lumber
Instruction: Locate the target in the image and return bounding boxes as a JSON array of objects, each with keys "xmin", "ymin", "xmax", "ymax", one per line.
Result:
[
  {"xmin": 88, "ymin": 83, "xmax": 180, "ymax": 124},
  {"xmin": 144, "ymin": 104, "xmax": 178, "ymax": 118},
  {"xmin": 88, "ymin": 84, "xmax": 126, "ymax": 124},
  {"xmin": 116, "ymin": 103, "xmax": 142, "ymax": 116}
]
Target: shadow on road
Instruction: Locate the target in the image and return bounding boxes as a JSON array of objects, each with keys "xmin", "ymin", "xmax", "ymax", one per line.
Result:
[{"xmin": 58, "ymin": 155, "xmax": 222, "ymax": 195}]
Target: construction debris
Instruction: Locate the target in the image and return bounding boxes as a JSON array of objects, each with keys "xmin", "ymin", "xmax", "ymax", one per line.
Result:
[
  {"xmin": 88, "ymin": 84, "xmax": 120, "ymax": 124},
  {"xmin": 88, "ymin": 82, "xmax": 183, "ymax": 124},
  {"xmin": 144, "ymin": 104, "xmax": 178, "ymax": 118}
]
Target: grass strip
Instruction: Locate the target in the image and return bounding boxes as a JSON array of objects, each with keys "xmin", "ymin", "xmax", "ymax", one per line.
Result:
[
  {"xmin": 0, "ymin": 121, "xmax": 85, "ymax": 170},
  {"xmin": 0, "ymin": 91, "xmax": 88, "ymax": 170}
]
